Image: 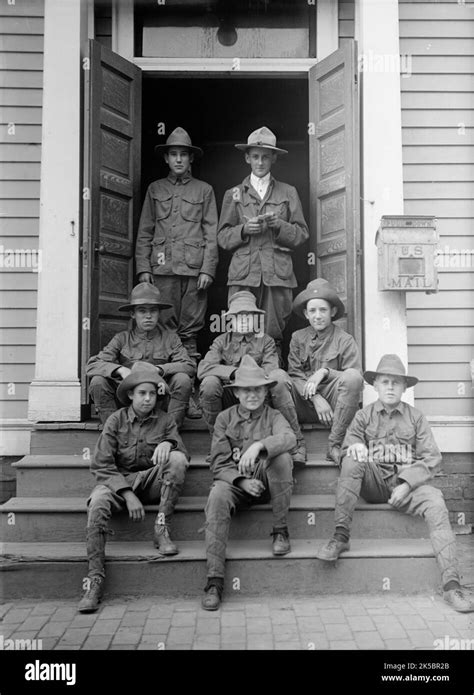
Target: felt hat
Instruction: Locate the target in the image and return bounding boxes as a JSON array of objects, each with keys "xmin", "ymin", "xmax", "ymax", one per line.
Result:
[
  {"xmin": 118, "ymin": 283, "xmax": 172, "ymax": 312},
  {"xmin": 224, "ymin": 354, "xmax": 277, "ymax": 390},
  {"xmin": 116, "ymin": 361, "xmax": 169, "ymax": 405},
  {"xmin": 364, "ymin": 354, "xmax": 418, "ymax": 388},
  {"xmin": 292, "ymin": 278, "xmax": 345, "ymax": 320},
  {"xmin": 235, "ymin": 126, "xmax": 288, "ymax": 155},
  {"xmin": 224, "ymin": 291, "xmax": 265, "ymax": 316},
  {"xmin": 154, "ymin": 127, "xmax": 203, "ymax": 157}
]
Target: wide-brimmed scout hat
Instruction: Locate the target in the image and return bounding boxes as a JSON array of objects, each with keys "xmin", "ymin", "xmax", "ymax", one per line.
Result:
[
  {"xmin": 224, "ymin": 354, "xmax": 277, "ymax": 390},
  {"xmin": 292, "ymin": 278, "xmax": 345, "ymax": 321},
  {"xmin": 235, "ymin": 126, "xmax": 288, "ymax": 155},
  {"xmin": 224, "ymin": 291, "xmax": 265, "ymax": 316},
  {"xmin": 117, "ymin": 361, "xmax": 169, "ymax": 405},
  {"xmin": 364, "ymin": 354, "xmax": 418, "ymax": 388},
  {"xmin": 154, "ymin": 127, "xmax": 203, "ymax": 157},
  {"xmin": 118, "ymin": 283, "xmax": 172, "ymax": 312}
]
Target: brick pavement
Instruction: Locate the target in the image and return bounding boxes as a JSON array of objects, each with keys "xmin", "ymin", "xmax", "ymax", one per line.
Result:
[{"xmin": 1, "ymin": 593, "xmax": 473, "ymax": 651}]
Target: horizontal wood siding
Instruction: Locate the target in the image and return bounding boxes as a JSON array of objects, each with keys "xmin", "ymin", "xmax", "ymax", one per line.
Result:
[
  {"xmin": 400, "ymin": 1, "xmax": 474, "ymax": 417},
  {"xmin": 0, "ymin": 0, "xmax": 43, "ymax": 420}
]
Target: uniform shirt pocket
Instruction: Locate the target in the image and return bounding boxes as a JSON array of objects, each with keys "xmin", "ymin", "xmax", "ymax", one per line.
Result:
[
  {"xmin": 152, "ymin": 237, "xmax": 167, "ymax": 267},
  {"xmin": 184, "ymin": 239, "xmax": 205, "ymax": 268},
  {"xmin": 272, "ymin": 245, "xmax": 293, "ymax": 280},
  {"xmin": 229, "ymin": 247, "xmax": 251, "ymax": 281},
  {"xmin": 153, "ymin": 193, "xmax": 173, "ymax": 220},
  {"xmin": 181, "ymin": 195, "xmax": 203, "ymax": 222},
  {"xmin": 120, "ymin": 349, "xmax": 143, "ymax": 366}
]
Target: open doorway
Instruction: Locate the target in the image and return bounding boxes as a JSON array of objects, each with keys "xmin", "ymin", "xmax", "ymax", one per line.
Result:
[{"xmin": 140, "ymin": 74, "xmax": 311, "ymax": 360}]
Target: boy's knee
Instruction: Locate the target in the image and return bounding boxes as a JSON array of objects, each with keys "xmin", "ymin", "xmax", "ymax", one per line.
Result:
[
  {"xmin": 205, "ymin": 481, "xmax": 234, "ymax": 516},
  {"xmin": 200, "ymin": 376, "xmax": 223, "ymax": 398},
  {"xmin": 168, "ymin": 451, "xmax": 189, "ymax": 477},
  {"xmin": 89, "ymin": 375, "xmax": 113, "ymax": 396},
  {"xmin": 341, "ymin": 369, "xmax": 364, "ymax": 391},
  {"xmin": 340, "ymin": 453, "xmax": 364, "ymax": 475},
  {"xmin": 267, "ymin": 453, "xmax": 293, "ymax": 479},
  {"xmin": 168, "ymin": 372, "xmax": 192, "ymax": 393}
]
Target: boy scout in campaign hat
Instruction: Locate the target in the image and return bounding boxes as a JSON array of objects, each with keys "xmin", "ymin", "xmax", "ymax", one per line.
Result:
[
  {"xmin": 135, "ymin": 127, "xmax": 218, "ymax": 362},
  {"xmin": 288, "ymin": 278, "xmax": 364, "ymax": 464},
  {"xmin": 201, "ymin": 355, "xmax": 296, "ymax": 611},
  {"xmin": 217, "ymin": 126, "xmax": 309, "ymax": 351},
  {"xmin": 316, "ymin": 354, "xmax": 474, "ymax": 614},
  {"xmin": 86, "ymin": 283, "xmax": 196, "ymax": 428},
  {"xmin": 198, "ymin": 290, "xmax": 306, "ymax": 464},
  {"xmin": 78, "ymin": 362, "xmax": 189, "ymax": 613}
]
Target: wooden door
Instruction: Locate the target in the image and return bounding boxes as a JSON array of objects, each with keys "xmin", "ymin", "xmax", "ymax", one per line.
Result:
[
  {"xmin": 81, "ymin": 40, "xmax": 141, "ymax": 404},
  {"xmin": 308, "ymin": 40, "xmax": 361, "ymax": 348}
]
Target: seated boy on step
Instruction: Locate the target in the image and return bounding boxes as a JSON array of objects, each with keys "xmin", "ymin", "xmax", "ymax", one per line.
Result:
[
  {"xmin": 202, "ymin": 355, "xmax": 296, "ymax": 611},
  {"xmin": 288, "ymin": 278, "xmax": 363, "ymax": 464},
  {"xmin": 198, "ymin": 290, "xmax": 306, "ymax": 464},
  {"xmin": 78, "ymin": 362, "xmax": 189, "ymax": 613},
  {"xmin": 86, "ymin": 282, "xmax": 196, "ymax": 429},
  {"xmin": 316, "ymin": 354, "xmax": 474, "ymax": 613}
]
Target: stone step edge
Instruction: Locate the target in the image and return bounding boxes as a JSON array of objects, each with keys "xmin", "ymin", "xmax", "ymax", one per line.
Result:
[
  {"xmin": 0, "ymin": 494, "xmax": 408, "ymax": 514},
  {"xmin": 13, "ymin": 455, "xmax": 335, "ymax": 470},
  {"xmin": 1, "ymin": 538, "xmax": 436, "ymax": 562}
]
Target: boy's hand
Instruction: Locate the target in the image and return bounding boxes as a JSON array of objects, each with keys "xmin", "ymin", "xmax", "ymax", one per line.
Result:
[
  {"xmin": 312, "ymin": 394, "xmax": 333, "ymax": 427},
  {"xmin": 243, "ymin": 217, "xmax": 262, "ymax": 235},
  {"xmin": 388, "ymin": 482, "xmax": 411, "ymax": 508},
  {"xmin": 122, "ymin": 490, "xmax": 145, "ymax": 522},
  {"xmin": 152, "ymin": 441, "xmax": 172, "ymax": 466},
  {"xmin": 238, "ymin": 442, "xmax": 264, "ymax": 476},
  {"xmin": 197, "ymin": 273, "xmax": 213, "ymax": 291},
  {"xmin": 116, "ymin": 366, "xmax": 131, "ymax": 380},
  {"xmin": 138, "ymin": 273, "xmax": 154, "ymax": 284},
  {"xmin": 303, "ymin": 369, "xmax": 328, "ymax": 398},
  {"xmin": 347, "ymin": 443, "xmax": 369, "ymax": 462},
  {"xmin": 264, "ymin": 211, "xmax": 279, "ymax": 229},
  {"xmin": 238, "ymin": 478, "xmax": 265, "ymax": 497}
]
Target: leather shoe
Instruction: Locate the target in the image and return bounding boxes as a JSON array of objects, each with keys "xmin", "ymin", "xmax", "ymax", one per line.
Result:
[
  {"xmin": 153, "ymin": 525, "xmax": 178, "ymax": 555},
  {"xmin": 316, "ymin": 537, "xmax": 350, "ymax": 561},
  {"xmin": 78, "ymin": 576, "xmax": 104, "ymax": 613},
  {"xmin": 186, "ymin": 398, "xmax": 202, "ymax": 419},
  {"xmin": 292, "ymin": 445, "xmax": 307, "ymax": 467},
  {"xmin": 443, "ymin": 588, "xmax": 474, "ymax": 613},
  {"xmin": 272, "ymin": 528, "xmax": 291, "ymax": 556},
  {"xmin": 202, "ymin": 585, "xmax": 222, "ymax": 611}
]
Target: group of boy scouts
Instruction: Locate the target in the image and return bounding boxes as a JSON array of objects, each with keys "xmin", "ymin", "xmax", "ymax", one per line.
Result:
[{"xmin": 78, "ymin": 126, "xmax": 473, "ymax": 618}]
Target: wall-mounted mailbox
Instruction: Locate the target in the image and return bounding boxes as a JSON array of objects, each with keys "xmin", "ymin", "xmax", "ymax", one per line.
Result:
[{"xmin": 376, "ymin": 215, "xmax": 439, "ymax": 292}]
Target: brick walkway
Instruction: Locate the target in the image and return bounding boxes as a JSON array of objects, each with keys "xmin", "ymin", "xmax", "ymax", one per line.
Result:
[{"xmin": 1, "ymin": 593, "xmax": 473, "ymax": 651}]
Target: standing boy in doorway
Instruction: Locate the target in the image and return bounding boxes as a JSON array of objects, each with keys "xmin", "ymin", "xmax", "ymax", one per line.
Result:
[{"xmin": 218, "ymin": 126, "xmax": 309, "ymax": 353}]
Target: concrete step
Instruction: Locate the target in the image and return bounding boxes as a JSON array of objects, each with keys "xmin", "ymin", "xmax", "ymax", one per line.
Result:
[
  {"xmin": 30, "ymin": 420, "xmax": 330, "ymax": 456},
  {"xmin": 0, "ymin": 539, "xmax": 438, "ymax": 599},
  {"xmin": 14, "ymin": 455, "xmax": 339, "ymax": 498},
  {"xmin": 0, "ymin": 495, "xmax": 429, "ymax": 542}
]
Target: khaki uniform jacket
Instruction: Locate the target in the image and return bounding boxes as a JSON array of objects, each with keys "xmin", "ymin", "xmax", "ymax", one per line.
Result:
[
  {"xmin": 197, "ymin": 332, "xmax": 279, "ymax": 382},
  {"xmin": 217, "ymin": 176, "xmax": 309, "ymax": 288},
  {"xmin": 92, "ymin": 405, "xmax": 189, "ymax": 494},
  {"xmin": 210, "ymin": 404, "xmax": 296, "ymax": 486},
  {"xmin": 288, "ymin": 324, "xmax": 361, "ymax": 397},
  {"xmin": 342, "ymin": 399, "xmax": 442, "ymax": 489},
  {"xmin": 86, "ymin": 326, "xmax": 196, "ymax": 380},
  {"xmin": 135, "ymin": 172, "xmax": 218, "ymax": 278}
]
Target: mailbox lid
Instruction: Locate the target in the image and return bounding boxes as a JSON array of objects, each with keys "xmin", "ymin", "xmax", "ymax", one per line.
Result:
[{"xmin": 376, "ymin": 215, "xmax": 438, "ymax": 246}]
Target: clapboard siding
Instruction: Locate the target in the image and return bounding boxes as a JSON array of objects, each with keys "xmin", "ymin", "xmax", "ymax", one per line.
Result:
[{"xmin": 0, "ymin": 0, "xmax": 43, "ymax": 421}]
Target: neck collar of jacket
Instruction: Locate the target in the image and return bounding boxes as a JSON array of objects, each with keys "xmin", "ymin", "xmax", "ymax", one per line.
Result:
[
  {"xmin": 243, "ymin": 174, "xmax": 275, "ymax": 192},
  {"xmin": 168, "ymin": 171, "xmax": 192, "ymax": 185},
  {"xmin": 232, "ymin": 332, "xmax": 254, "ymax": 342},
  {"xmin": 237, "ymin": 403, "xmax": 265, "ymax": 420},
  {"xmin": 374, "ymin": 399, "xmax": 406, "ymax": 416},
  {"xmin": 309, "ymin": 323, "xmax": 335, "ymax": 341},
  {"xmin": 134, "ymin": 326, "xmax": 161, "ymax": 340},
  {"xmin": 127, "ymin": 404, "xmax": 159, "ymax": 423}
]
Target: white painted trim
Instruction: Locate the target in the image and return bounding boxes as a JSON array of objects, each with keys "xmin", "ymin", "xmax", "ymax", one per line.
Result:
[
  {"xmin": 355, "ymin": 0, "xmax": 409, "ymax": 406},
  {"xmin": 316, "ymin": 0, "xmax": 339, "ymax": 60},
  {"xmin": 112, "ymin": 0, "xmax": 134, "ymax": 59},
  {"xmin": 27, "ymin": 0, "xmax": 83, "ymax": 423},
  {"xmin": 133, "ymin": 57, "xmax": 318, "ymax": 73},
  {"xmin": 0, "ymin": 420, "xmax": 32, "ymax": 456}
]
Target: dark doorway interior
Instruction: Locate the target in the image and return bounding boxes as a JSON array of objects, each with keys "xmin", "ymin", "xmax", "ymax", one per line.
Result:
[{"xmin": 141, "ymin": 75, "xmax": 310, "ymax": 362}]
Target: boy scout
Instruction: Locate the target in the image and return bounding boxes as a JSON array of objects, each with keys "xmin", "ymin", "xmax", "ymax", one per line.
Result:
[
  {"xmin": 86, "ymin": 283, "xmax": 195, "ymax": 428},
  {"xmin": 135, "ymin": 127, "xmax": 218, "ymax": 361},
  {"xmin": 78, "ymin": 362, "xmax": 189, "ymax": 613},
  {"xmin": 316, "ymin": 354, "xmax": 474, "ymax": 614},
  {"xmin": 288, "ymin": 278, "xmax": 363, "ymax": 464},
  {"xmin": 218, "ymin": 126, "xmax": 309, "ymax": 349},
  {"xmin": 202, "ymin": 355, "xmax": 296, "ymax": 610},
  {"xmin": 198, "ymin": 290, "xmax": 306, "ymax": 464}
]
